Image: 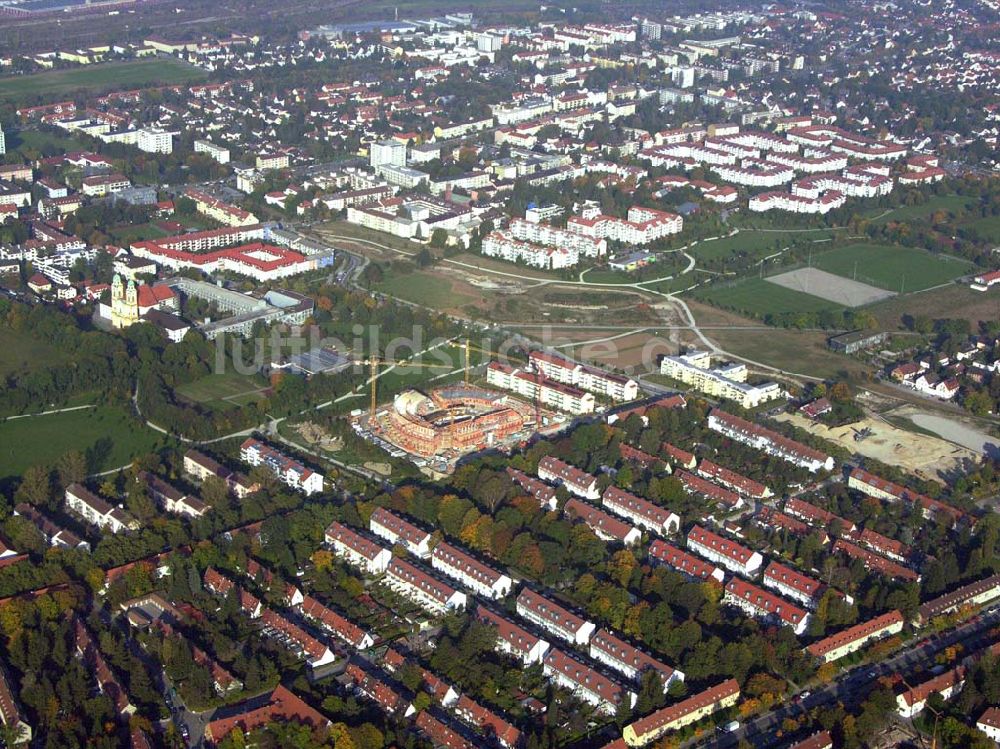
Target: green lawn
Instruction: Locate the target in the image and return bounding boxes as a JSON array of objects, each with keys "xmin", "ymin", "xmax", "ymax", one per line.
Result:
[
  {"xmin": 688, "ymin": 229, "xmax": 836, "ymax": 262},
  {"xmin": 868, "ymin": 195, "xmax": 979, "ymax": 225},
  {"xmin": 812, "ymin": 244, "xmax": 973, "ymax": 293},
  {"xmin": 375, "ymin": 272, "xmax": 477, "ymax": 309},
  {"xmin": 175, "ymin": 372, "xmax": 268, "ymax": 411},
  {"xmin": 0, "ymin": 405, "xmax": 174, "ymax": 481},
  {"xmin": 0, "ymin": 328, "xmax": 68, "ymax": 379},
  {"xmin": 965, "ymin": 215, "xmax": 1000, "ymax": 244},
  {"xmin": 0, "ymin": 58, "xmax": 207, "ymax": 102},
  {"xmin": 3, "ymin": 129, "xmax": 89, "ymax": 158},
  {"xmin": 109, "ymin": 222, "xmax": 169, "ymax": 245},
  {"xmin": 691, "ymin": 277, "xmax": 843, "ymax": 316}
]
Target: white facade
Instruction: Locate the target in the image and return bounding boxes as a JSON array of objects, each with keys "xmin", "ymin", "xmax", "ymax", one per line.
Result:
[
  {"xmin": 194, "ymin": 139, "xmax": 231, "ymax": 164},
  {"xmin": 660, "ymin": 350, "xmax": 782, "ymax": 408},
  {"xmin": 325, "ymin": 521, "xmax": 393, "ymax": 574},
  {"xmin": 239, "ymin": 438, "xmax": 324, "ymax": 495},
  {"xmin": 384, "ymin": 558, "xmax": 467, "ymax": 615},
  {"xmin": 431, "ymin": 541, "xmax": 512, "ymax": 599},
  {"xmin": 517, "ymin": 589, "xmax": 596, "ymax": 646},
  {"xmin": 369, "ymin": 507, "xmax": 432, "ymax": 558},
  {"xmin": 370, "ymin": 140, "xmax": 407, "ymax": 169}
]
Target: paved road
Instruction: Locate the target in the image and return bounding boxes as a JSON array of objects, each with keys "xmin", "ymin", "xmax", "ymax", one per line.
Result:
[{"xmin": 694, "ymin": 605, "xmax": 1000, "ymax": 748}]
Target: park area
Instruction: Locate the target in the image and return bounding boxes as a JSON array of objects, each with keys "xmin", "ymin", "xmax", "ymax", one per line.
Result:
[
  {"xmin": 0, "ymin": 405, "xmax": 174, "ymax": 482},
  {"xmin": 175, "ymin": 372, "xmax": 270, "ymax": 411},
  {"xmin": 0, "ymin": 58, "xmax": 206, "ymax": 101}
]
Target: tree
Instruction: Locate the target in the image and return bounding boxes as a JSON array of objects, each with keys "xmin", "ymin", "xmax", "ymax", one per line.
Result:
[
  {"xmin": 56, "ymin": 450, "xmax": 87, "ymax": 487},
  {"xmin": 16, "ymin": 465, "xmax": 52, "ymax": 507}
]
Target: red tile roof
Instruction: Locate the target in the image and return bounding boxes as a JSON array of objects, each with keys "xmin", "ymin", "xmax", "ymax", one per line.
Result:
[
  {"xmin": 648, "ymin": 540, "xmax": 722, "ymax": 582},
  {"xmin": 806, "ymin": 610, "xmax": 903, "ymax": 659}
]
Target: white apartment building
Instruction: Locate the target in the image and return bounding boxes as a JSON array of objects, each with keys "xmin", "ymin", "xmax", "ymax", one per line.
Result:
[
  {"xmin": 749, "ymin": 190, "xmax": 846, "ymax": 215},
  {"xmin": 565, "ymin": 499, "xmax": 643, "ymax": 546},
  {"xmin": 660, "ymin": 349, "xmax": 782, "ymax": 408},
  {"xmin": 431, "ymin": 541, "xmax": 512, "ymax": 599},
  {"xmin": 762, "ymin": 561, "xmax": 824, "ymax": 608},
  {"xmin": 602, "ymin": 486, "xmax": 680, "ymax": 536},
  {"xmin": 239, "ymin": 438, "xmax": 324, "ymax": 495},
  {"xmin": 384, "ymin": 558, "xmax": 467, "ymax": 615},
  {"xmin": 137, "ymin": 128, "xmax": 173, "ymax": 154},
  {"xmin": 486, "ymin": 361, "xmax": 596, "ymax": 414},
  {"xmin": 509, "ymin": 218, "xmax": 607, "ymax": 257},
  {"xmin": 567, "ymin": 206, "xmax": 682, "ymax": 245},
  {"xmin": 687, "ymin": 524, "xmax": 763, "ymax": 577},
  {"xmin": 194, "ymin": 139, "xmax": 231, "ymax": 164},
  {"xmin": 529, "ymin": 350, "xmax": 639, "ymax": 402},
  {"xmin": 370, "ymin": 140, "xmax": 408, "ymax": 169},
  {"xmin": 369, "ymin": 507, "xmax": 432, "ymax": 558},
  {"xmin": 65, "ymin": 484, "xmax": 139, "ymax": 534},
  {"xmin": 712, "ymin": 159, "xmax": 794, "ymax": 187},
  {"xmin": 517, "ymin": 588, "xmax": 596, "ymax": 645},
  {"xmin": 481, "ymin": 232, "xmax": 579, "ymax": 270},
  {"xmin": 324, "ymin": 521, "xmax": 393, "ymax": 574},
  {"xmin": 766, "ymin": 151, "xmax": 848, "ymax": 173}
]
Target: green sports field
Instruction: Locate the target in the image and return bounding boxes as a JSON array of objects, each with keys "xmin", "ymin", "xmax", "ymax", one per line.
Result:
[
  {"xmin": 691, "ymin": 277, "xmax": 843, "ymax": 317},
  {"xmin": 688, "ymin": 229, "xmax": 837, "ymax": 262},
  {"xmin": 0, "ymin": 58, "xmax": 207, "ymax": 102},
  {"xmin": 812, "ymin": 244, "xmax": 973, "ymax": 293},
  {"xmin": 0, "ymin": 405, "xmax": 174, "ymax": 481},
  {"xmin": 175, "ymin": 372, "xmax": 269, "ymax": 411}
]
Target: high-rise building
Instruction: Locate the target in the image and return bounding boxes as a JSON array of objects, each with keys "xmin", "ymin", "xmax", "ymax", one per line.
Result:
[{"xmin": 370, "ymin": 140, "xmax": 407, "ymax": 169}]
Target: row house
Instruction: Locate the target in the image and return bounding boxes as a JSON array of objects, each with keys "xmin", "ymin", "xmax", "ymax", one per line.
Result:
[
  {"xmin": 831, "ymin": 539, "xmax": 919, "ymax": 582},
  {"xmin": 537, "ymin": 456, "xmax": 599, "ymax": 500},
  {"xmin": 345, "ymin": 663, "xmax": 412, "ymax": 717},
  {"xmin": 244, "ymin": 559, "xmax": 303, "ymax": 606},
  {"xmin": 724, "ymin": 578, "xmax": 810, "ymax": 636},
  {"xmin": 204, "ymin": 685, "xmax": 330, "ymax": 743},
  {"xmin": 431, "ymin": 540, "xmax": 513, "ymax": 599},
  {"xmin": 324, "ymin": 521, "xmax": 393, "ymax": 574},
  {"xmin": 707, "ymin": 410, "xmax": 834, "ymax": 473},
  {"xmin": 805, "ymin": 610, "xmax": 904, "ymax": 663},
  {"xmin": 300, "ymin": 595, "xmax": 375, "ymax": 650},
  {"xmin": 506, "ymin": 467, "xmax": 558, "ymax": 511},
  {"xmin": 695, "ymin": 459, "xmax": 772, "ymax": 499},
  {"xmin": 687, "ymin": 525, "xmax": 763, "ymax": 577},
  {"xmin": 65, "ymin": 484, "xmax": 139, "ymax": 534},
  {"xmin": 138, "ymin": 472, "xmax": 209, "ymax": 518},
  {"xmin": 622, "ymin": 679, "xmax": 740, "ymax": 747},
  {"xmin": 848, "ymin": 467, "xmax": 964, "ymax": 527},
  {"xmin": 529, "ymin": 350, "xmax": 639, "ymax": 402},
  {"xmin": 618, "ymin": 443, "xmax": 665, "ymax": 471},
  {"xmin": 662, "ymin": 442, "xmax": 697, "ymax": 470},
  {"xmin": 486, "ymin": 362, "xmax": 597, "ymax": 415},
  {"xmin": 14, "ymin": 503, "xmax": 90, "ymax": 551},
  {"xmin": 516, "ymin": 588, "xmax": 596, "ymax": 646},
  {"xmin": 542, "ymin": 647, "xmax": 635, "ymax": 715},
  {"xmin": 857, "ymin": 528, "xmax": 910, "ymax": 564},
  {"xmin": 916, "ymin": 574, "xmax": 1000, "ymax": 625},
  {"xmin": 896, "ymin": 667, "xmax": 965, "ymax": 718},
  {"xmin": 755, "ymin": 507, "xmax": 820, "ymax": 541},
  {"xmin": 788, "ymin": 732, "xmax": 834, "ymax": 749},
  {"xmin": 414, "ymin": 710, "xmax": 475, "ymax": 749},
  {"xmin": 978, "ymin": 708, "xmax": 1000, "ymax": 742},
  {"xmin": 676, "ymin": 470, "xmax": 743, "ymax": 510},
  {"xmin": 239, "ymin": 438, "xmax": 324, "ymax": 495},
  {"xmin": 602, "ymin": 486, "xmax": 680, "ymax": 536},
  {"xmin": 476, "ymin": 605, "xmax": 551, "ymax": 665},
  {"xmin": 762, "ymin": 561, "xmax": 825, "ymax": 608},
  {"xmin": 260, "ymin": 609, "xmax": 336, "ymax": 668},
  {"xmin": 649, "ymin": 540, "xmax": 725, "ymax": 584},
  {"xmin": 589, "ymin": 628, "xmax": 683, "ymax": 689},
  {"xmin": 453, "ymin": 695, "xmax": 522, "ymax": 749},
  {"xmin": 0, "ymin": 664, "xmax": 31, "ymax": 747},
  {"xmin": 369, "ymin": 507, "xmax": 433, "ymax": 558},
  {"xmin": 384, "ymin": 558, "xmax": 467, "ymax": 615},
  {"xmin": 153, "ymin": 620, "xmax": 241, "ymax": 696},
  {"xmin": 420, "ymin": 668, "xmax": 459, "ymax": 707},
  {"xmin": 565, "ymin": 498, "xmax": 642, "ymax": 546},
  {"xmin": 784, "ymin": 498, "xmax": 856, "ymax": 534},
  {"xmin": 74, "ymin": 618, "xmax": 134, "ymax": 717}
]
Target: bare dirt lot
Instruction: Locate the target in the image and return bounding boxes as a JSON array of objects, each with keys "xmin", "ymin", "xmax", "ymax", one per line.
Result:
[
  {"xmin": 774, "ymin": 411, "xmax": 978, "ymax": 481},
  {"xmin": 767, "ymin": 267, "xmax": 896, "ymax": 307}
]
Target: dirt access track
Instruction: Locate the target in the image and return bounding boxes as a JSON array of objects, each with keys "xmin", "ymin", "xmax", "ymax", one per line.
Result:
[{"xmin": 775, "ymin": 411, "xmax": 978, "ymax": 481}]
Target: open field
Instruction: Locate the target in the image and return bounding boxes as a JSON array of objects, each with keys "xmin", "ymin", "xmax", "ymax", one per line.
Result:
[
  {"xmin": 0, "ymin": 327, "xmax": 68, "ymax": 379},
  {"xmin": 767, "ymin": 267, "xmax": 896, "ymax": 307},
  {"xmin": 812, "ymin": 244, "xmax": 973, "ymax": 293},
  {"xmin": 688, "ymin": 228, "xmax": 836, "ymax": 262},
  {"xmin": 375, "ymin": 271, "xmax": 479, "ymax": 311},
  {"xmin": 690, "ymin": 276, "xmax": 843, "ymax": 317},
  {"xmin": 108, "ymin": 222, "xmax": 170, "ymax": 246},
  {"xmin": 870, "ymin": 283, "xmax": 1000, "ymax": 330},
  {"xmin": 175, "ymin": 372, "xmax": 269, "ymax": 411},
  {"xmin": 0, "ymin": 58, "xmax": 207, "ymax": 101},
  {"xmin": 774, "ymin": 410, "xmax": 977, "ymax": 480},
  {"xmin": 966, "ymin": 215, "xmax": 1000, "ymax": 244},
  {"xmin": 0, "ymin": 405, "xmax": 174, "ymax": 481},
  {"xmin": 868, "ymin": 195, "xmax": 980, "ymax": 225}
]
